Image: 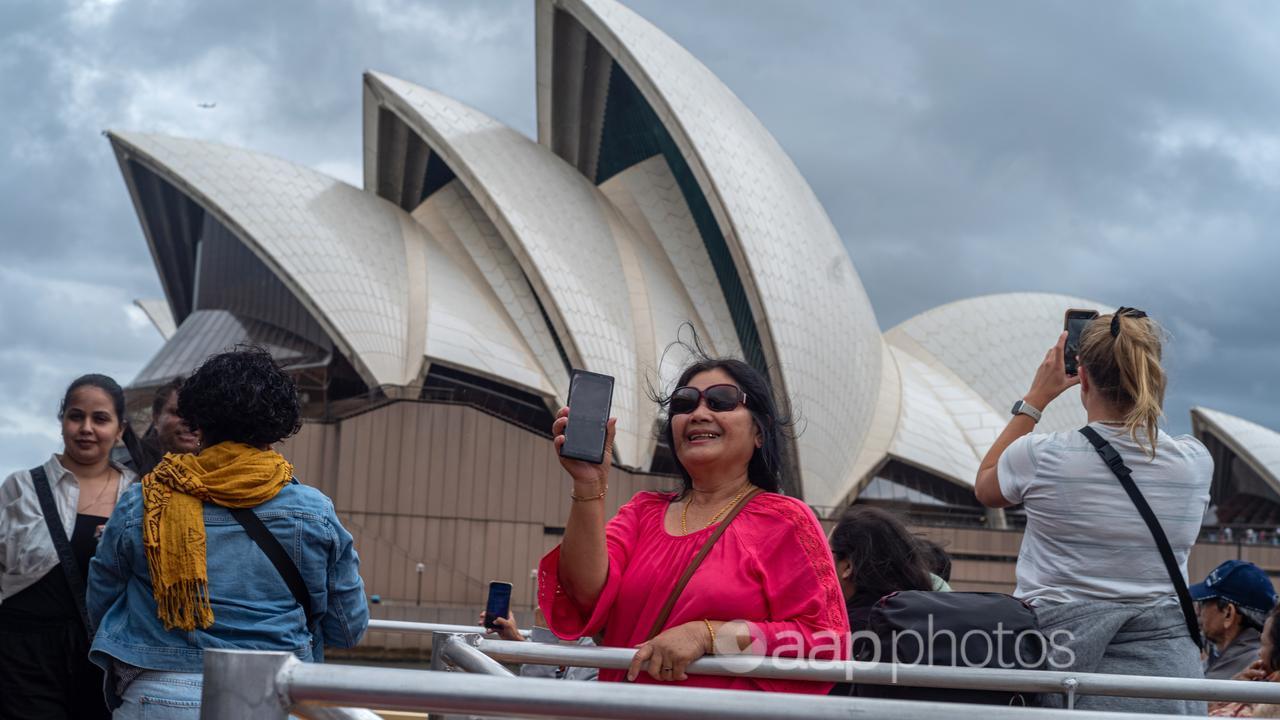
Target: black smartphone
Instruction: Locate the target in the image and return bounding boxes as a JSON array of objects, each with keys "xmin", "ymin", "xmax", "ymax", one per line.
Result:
[
  {"xmin": 483, "ymin": 581, "xmax": 513, "ymax": 630},
  {"xmin": 1064, "ymin": 308, "xmax": 1100, "ymax": 376},
  {"xmin": 560, "ymin": 369, "xmax": 614, "ymax": 465}
]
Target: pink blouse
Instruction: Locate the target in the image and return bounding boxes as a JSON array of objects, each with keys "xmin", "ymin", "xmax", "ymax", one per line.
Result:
[{"xmin": 538, "ymin": 491, "xmax": 849, "ymax": 693}]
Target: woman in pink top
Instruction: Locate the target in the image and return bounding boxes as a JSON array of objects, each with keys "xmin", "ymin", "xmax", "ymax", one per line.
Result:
[{"xmin": 538, "ymin": 357, "xmax": 848, "ymax": 693}]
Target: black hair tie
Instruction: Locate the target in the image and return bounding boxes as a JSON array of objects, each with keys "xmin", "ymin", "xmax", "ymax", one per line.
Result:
[{"xmin": 1111, "ymin": 306, "xmax": 1148, "ymax": 337}]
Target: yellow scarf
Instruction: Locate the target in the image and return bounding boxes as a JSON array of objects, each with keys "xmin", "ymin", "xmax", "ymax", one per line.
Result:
[{"xmin": 142, "ymin": 441, "xmax": 293, "ymax": 631}]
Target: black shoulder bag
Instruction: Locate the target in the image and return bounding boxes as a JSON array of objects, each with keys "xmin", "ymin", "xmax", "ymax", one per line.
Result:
[
  {"xmin": 1078, "ymin": 426, "xmax": 1203, "ymax": 650},
  {"xmin": 30, "ymin": 466, "xmax": 93, "ymax": 638},
  {"xmin": 229, "ymin": 507, "xmax": 322, "ymax": 638}
]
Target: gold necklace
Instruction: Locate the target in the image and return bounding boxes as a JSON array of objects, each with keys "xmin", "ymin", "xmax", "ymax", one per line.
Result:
[
  {"xmin": 682, "ymin": 482, "xmax": 752, "ymax": 535},
  {"xmin": 80, "ymin": 469, "xmax": 118, "ymax": 513}
]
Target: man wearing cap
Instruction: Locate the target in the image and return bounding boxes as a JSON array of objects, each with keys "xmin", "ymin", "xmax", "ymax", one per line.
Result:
[{"xmin": 1191, "ymin": 560, "xmax": 1278, "ymax": 680}]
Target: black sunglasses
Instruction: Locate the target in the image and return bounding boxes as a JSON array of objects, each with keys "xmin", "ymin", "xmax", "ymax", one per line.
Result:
[{"xmin": 668, "ymin": 384, "xmax": 748, "ymax": 415}]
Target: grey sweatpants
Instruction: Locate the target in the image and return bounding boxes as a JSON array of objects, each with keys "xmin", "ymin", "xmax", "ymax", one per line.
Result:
[{"xmin": 1036, "ymin": 600, "xmax": 1207, "ymax": 716}]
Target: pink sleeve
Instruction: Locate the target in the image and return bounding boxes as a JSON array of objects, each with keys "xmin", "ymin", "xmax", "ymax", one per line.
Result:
[
  {"xmin": 747, "ymin": 498, "xmax": 849, "ymax": 661},
  {"xmin": 537, "ymin": 493, "xmax": 647, "ymax": 641}
]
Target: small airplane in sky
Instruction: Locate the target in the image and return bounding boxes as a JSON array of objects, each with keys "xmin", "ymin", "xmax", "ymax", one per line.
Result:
[{"xmin": 196, "ymin": 102, "xmax": 217, "ymax": 109}]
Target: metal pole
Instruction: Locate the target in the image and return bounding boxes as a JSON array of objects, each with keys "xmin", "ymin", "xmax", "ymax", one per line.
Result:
[
  {"xmin": 439, "ymin": 634, "xmax": 516, "ymax": 677},
  {"xmin": 200, "ymin": 649, "xmax": 295, "ymax": 720},
  {"xmin": 282, "ymin": 663, "xmax": 1192, "ymax": 720},
  {"xmin": 475, "ymin": 638, "xmax": 1280, "ymax": 705},
  {"xmin": 291, "ymin": 707, "xmax": 385, "ymax": 720},
  {"xmin": 367, "ymin": 619, "xmax": 529, "ymax": 638}
]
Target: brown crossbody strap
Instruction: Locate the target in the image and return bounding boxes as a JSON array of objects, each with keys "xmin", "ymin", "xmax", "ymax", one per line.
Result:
[{"xmin": 643, "ymin": 486, "xmax": 763, "ymax": 641}]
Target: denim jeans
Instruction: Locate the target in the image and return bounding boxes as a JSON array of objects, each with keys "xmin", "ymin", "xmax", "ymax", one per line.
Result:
[{"xmin": 113, "ymin": 671, "xmax": 202, "ymax": 719}]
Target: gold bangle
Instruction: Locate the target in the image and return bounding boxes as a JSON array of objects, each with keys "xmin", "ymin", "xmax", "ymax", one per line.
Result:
[
  {"xmin": 704, "ymin": 619, "xmax": 716, "ymax": 655},
  {"xmin": 570, "ymin": 486, "xmax": 607, "ymax": 502}
]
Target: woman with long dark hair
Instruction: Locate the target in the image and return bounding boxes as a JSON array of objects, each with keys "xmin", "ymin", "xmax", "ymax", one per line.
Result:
[
  {"xmin": 828, "ymin": 505, "xmax": 934, "ymax": 630},
  {"xmin": 0, "ymin": 374, "xmax": 142, "ymax": 719},
  {"xmin": 537, "ymin": 353, "xmax": 848, "ymax": 693}
]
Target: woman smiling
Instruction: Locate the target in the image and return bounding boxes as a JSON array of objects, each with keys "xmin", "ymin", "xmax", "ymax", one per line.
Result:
[
  {"xmin": 0, "ymin": 374, "xmax": 141, "ymax": 720},
  {"xmin": 538, "ymin": 357, "xmax": 848, "ymax": 693}
]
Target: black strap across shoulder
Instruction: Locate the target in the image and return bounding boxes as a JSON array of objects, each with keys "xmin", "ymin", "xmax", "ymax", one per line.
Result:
[
  {"xmin": 30, "ymin": 466, "xmax": 93, "ymax": 637},
  {"xmin": 1078, "ymin": 426, "xmax": 1203, "ymax": 650},
  {"xmin": 229, "ymin": 507, "xmax": 321, "ymax": 631}
]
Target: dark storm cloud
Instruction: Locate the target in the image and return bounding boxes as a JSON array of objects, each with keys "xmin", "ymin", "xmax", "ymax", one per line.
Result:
[
  {"xmin": 626, "ymin": 0, "xmax": 1280, "ymax": 434},
  {"xmin": 0, "ymin": 0, "xmax": 532, "ymax": 466},
  {"xmin": 1, "ymin": 0, "xmax": 1276, "ymax": 469}
]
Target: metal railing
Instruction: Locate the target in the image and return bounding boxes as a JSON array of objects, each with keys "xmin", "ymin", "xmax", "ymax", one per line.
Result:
[
  {"xmin": 199, "ymin": 624, "xmax": 1280, "ymax": 718},
  {"xmin": 366, "ymin": 619, "xmax": 529, "ymax": 638},
  {"xmin": 433, "ymin": 632, "xmax": 515, "ymax": 677},
  {"xmin": 202, "ymin": 648, "xmax": 1209, "ymax": 720},
  {"xmin": 363, "ymin": 622, "xmax": 1280, "ymax": 708}
]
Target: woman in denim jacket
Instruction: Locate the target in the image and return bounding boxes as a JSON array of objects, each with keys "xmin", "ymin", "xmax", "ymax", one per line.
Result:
[{"xmin": 87, "ymin": 348, "xmax": 369, "ymax": 717}]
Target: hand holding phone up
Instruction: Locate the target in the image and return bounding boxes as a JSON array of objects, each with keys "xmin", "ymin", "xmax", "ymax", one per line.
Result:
[
  {"xmin": 1025, "ymin": 331, "xmax": 1082, "ymax": 411},
  {"xmin": 553, "ymin": 370, "xmax": 618, "ymax": 493}
]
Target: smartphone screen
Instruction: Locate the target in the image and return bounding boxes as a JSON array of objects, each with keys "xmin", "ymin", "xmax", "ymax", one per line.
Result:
[
  {"xmin": 483, "ymin": 581, "xmax": 513, "ymax": 630},
  {"xmin": 1064, "ymin": 309, "xmax": 1099, "ymax": 376},
  {"xmin": 560, "ymin": 370, "xmax": 614, "ymax": 464}
]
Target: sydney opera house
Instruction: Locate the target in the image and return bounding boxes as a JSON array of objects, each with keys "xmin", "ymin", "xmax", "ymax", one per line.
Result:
[{"xmin": 110, "ymin": 0, "xmax": 1280, "ymax": 645}]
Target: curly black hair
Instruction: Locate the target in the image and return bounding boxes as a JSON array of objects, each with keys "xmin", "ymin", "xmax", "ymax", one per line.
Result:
[{"xmin": 178, "ymin": 346, "xmax": 301, "ymax": 447}]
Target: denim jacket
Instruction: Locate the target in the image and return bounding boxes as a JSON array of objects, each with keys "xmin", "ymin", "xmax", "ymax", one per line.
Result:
[{"xmin": 87, "ymin": 480, "xmax": 368, "ymax": 676}]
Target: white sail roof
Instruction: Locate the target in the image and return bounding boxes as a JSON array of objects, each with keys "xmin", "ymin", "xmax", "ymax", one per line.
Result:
[{"xmin": 537, "ymin": 0, "xmax": 885, "ymax": 506}]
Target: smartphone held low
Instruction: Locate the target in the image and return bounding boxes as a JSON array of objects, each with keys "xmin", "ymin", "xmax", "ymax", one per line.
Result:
[{"xmin": 483, "ymin": 581, "xmax": 513, "ymax": 630}]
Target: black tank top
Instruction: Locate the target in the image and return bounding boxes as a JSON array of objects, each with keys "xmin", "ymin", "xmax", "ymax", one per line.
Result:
[{"xmin": 0, "ymin": 514, "xmax": 109, "ymax": 626}]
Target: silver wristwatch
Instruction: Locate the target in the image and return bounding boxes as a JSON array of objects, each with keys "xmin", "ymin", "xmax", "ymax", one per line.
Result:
[{"xmin": 1010, "ymin": 399, "xmax": 1042, "ymax": 423}]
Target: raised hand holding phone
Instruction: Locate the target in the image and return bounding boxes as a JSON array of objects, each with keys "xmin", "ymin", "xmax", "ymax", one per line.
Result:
[
  {"xmin": 553, "ymin": 408, "xmax": 617, "ymax": 490},
  {"xmin": 554, "ymin": 370, "xmax": 617, "ymax": 497},
  {"xmin": 1025, "ymin": 331, "xmax": 1081, "ymax": 410},
  {"xmin": 559, "ymin": 370, "xmax": 614, "ymax": 464}
]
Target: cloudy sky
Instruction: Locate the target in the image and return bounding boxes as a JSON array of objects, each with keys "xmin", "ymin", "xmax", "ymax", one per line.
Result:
[{"xmin": 2, "ymin": 0, "xmax": 1277, "ymax": 472}]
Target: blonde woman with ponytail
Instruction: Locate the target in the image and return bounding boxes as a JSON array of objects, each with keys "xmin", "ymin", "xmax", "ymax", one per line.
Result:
[{"xmin": 975, "ymin": 308, "xmax": 1213, "ymax": 715}]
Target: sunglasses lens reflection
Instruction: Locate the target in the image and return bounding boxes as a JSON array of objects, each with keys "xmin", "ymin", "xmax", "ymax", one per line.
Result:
[
  {"xmin": 668, "ymin": 388, "xmax": 701, "ymax": 415},
  {"xmin": 705, "ymin": 386, "xmax": 741, "ymax": 411}
]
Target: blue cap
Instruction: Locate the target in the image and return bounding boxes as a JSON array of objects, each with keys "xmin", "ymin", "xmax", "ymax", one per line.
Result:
[{"xmin": 1190, "ymin": 560, "xmax": 1277, "ymax": 616}]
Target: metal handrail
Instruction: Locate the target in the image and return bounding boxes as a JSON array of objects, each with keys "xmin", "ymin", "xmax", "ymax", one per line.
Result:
[
  {"xmin": 474, "ymin": 635, "xmax": 1280, "ymax": 704},
  {"xmin": 358, "ymin": 621, "xmax": 1280, "ymax": 706},
  {"xmin": 367, "ymin": 618, "xmax": 530, "ymax": 637},
  {"xmin": 200, "ymin": 649, "xmax": 1200, "ymax": 719},
  {"xmin": 439, "ymin": 634, "xmax": 515, "ymax": 677}
]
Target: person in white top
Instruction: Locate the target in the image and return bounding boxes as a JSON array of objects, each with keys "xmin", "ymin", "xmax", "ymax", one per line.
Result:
[
  {"xmin": 975, "ymin": 309, "xmax": 1212, "ymax": 716},
  {"xmin": 0, "ymin": 374, "xmax": 141, "ymax": 720}
]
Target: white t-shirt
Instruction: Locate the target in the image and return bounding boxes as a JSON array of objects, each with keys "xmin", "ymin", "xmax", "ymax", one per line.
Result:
[{"xmin": 998, "ymin": 422, "xmax": 1212, "ymax": 607}]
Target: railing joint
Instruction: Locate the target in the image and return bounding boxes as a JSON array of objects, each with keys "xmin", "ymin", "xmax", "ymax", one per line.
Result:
[{"xmin": 1062, "ymin": 677, "xmax": 1080, "ymax": 710}]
